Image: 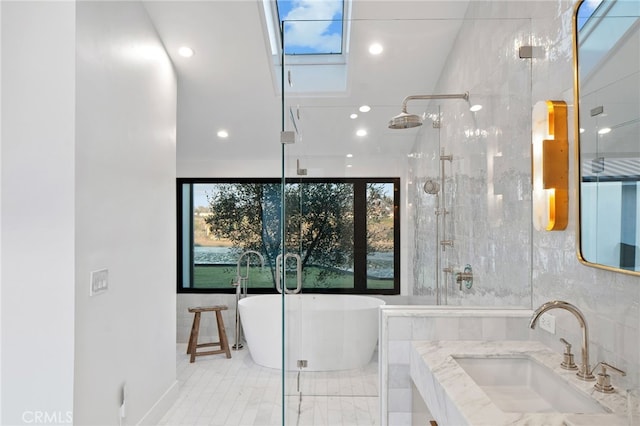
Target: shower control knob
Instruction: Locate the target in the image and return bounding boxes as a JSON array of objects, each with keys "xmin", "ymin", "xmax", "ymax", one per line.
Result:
[{"xmin": 423, "ymin": 180, "xmax": 440, "ymax": 194}]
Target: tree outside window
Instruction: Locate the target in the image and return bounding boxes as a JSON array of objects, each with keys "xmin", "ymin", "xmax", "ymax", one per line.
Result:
[{"xmin": 178, "ymin": 178, "xmax": 399, "ymax": 294}]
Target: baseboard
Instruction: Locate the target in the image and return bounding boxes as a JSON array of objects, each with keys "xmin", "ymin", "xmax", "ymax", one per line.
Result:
[{"xmin": 136, "ymin": 380, "xmax": 179, "ymax": 426}]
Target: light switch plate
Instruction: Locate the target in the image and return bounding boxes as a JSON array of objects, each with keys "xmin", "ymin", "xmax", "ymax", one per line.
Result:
[{"xmin": 90, "ymin": 269, "xmax": 109, "ymax": 296}]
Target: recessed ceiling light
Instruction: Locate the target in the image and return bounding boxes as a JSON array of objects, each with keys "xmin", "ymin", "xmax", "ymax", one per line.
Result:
[
  {"xmin": 356, "ymin": 129, "xmax": 367, "ymax": 137},
  {"xmin": 350, "ymin": 113, "xmax": 358, "ymax": 119},
  {"xmin": 368, "ymin": 43, "xmax": 383, "ymax": 55},
  {"xmin": 178, "ymin": 46, "xmax": 195, "ymax": 58},
  {"xmin": 346, "ymin": 164, "xmax": 353, "ymax": 168},
  {"xmin": 359, "ymin": 105, "xmax": 371, "ymax": 113},
  {"xmin": 346, "ymin": 154, "xmax": 353, "ymax": 158},
  {"xmin": 598, "ymin": 127, "xmax": 611, "ymax": 135},
  {"xmin": 469, "ymin": 104, "xmax": 483, "ymax": 112},
  {"xmin": 217, "ymin": 130, "xmax": 229, "ymax": 138},
  {"xmin": 579, "ymin": 128, "xmax": 585, "ymax": 133}
]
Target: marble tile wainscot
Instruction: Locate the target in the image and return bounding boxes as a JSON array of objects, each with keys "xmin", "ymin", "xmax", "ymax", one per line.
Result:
[{"xmin": 378, "ymin": 306, "xmax": 533, "ymax": 426}]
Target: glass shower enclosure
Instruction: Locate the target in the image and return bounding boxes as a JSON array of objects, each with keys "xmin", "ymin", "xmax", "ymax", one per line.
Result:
[{"xmin": 275, "ymin": 6, "xmax": 533, "ymax": 424}]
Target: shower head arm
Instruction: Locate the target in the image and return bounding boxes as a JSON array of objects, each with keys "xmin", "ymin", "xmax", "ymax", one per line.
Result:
[{"xmin": 400, "ymin": 92, "xmax": 469, "ymax": 113}]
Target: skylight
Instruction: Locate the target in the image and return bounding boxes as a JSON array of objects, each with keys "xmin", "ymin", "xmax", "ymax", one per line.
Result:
[
  {"xmin": 276, "ymin": 0, "xmax": 344, "ymax": 55},
  {"xmin": 260, "ymin": 0, "xmax": 352, "ymax": 93},
  {"xmin": 577, "ymin": 0, "xmax": 603, "ymax": 30},
  {"xmin": 577, "ymin": 0, "xmax": 639, "ymax": 77}
]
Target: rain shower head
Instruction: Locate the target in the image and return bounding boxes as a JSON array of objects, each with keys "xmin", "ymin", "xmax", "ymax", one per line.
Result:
[
  {"xmin": 388, "ymin": 92, "xmax": 469, "ymax": 130},
  {"xmin": 388, "ymin": 112, "xmax": 423, "ymax": 129}
]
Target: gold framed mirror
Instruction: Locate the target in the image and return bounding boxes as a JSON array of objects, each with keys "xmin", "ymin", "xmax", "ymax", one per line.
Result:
[{"xmin": 574, "ymin": 0, "xmax": 640, "ymax": 275}]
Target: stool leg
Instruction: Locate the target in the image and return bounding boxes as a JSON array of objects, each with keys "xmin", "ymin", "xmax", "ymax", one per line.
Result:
[
  {"xmin": 188, "ymin": 312, "xmax": 201, "ymax": 363},
  {"xmin": 215, "ymin": 310, "xmax": 232, "ymax": 359},
  {"xmin": 187, "ymin": 314, "xmax": 196, "ymax": 355}
]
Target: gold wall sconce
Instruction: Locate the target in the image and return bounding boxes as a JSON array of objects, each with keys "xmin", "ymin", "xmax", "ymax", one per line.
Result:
[{"xmin": 532, "ymin": 100, "xmax": 569, "ymax": 231}]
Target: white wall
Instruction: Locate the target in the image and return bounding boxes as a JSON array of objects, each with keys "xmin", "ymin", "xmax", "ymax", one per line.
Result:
[
  {"xmin": 0, "ymin": 1, "xmax": 179, "ymax": 424},
  {"xmin": 1, "ymin": 2, "xmax": 76, "ymax": 424},
  {"xmin": 1, "ymin": 1, "xmax": 4, "ymax": 422},
  {"xmin": 74, "ymin": 2, "xmax": 177, "ymax": 425}
]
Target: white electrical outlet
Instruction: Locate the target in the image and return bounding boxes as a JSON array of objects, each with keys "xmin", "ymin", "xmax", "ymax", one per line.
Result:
[
  {"xmin": 539, "ymin": 312, "xmax": 556, "ymax": 334},
  {"xmin": 90, "ymin": 269, "xmax": 109, "ymax": 296}
]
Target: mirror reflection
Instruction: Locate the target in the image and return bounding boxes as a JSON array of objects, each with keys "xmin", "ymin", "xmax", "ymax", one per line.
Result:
[{"xmin": 575, "ymin": 0, "xmax": 640, "ymax": 273}]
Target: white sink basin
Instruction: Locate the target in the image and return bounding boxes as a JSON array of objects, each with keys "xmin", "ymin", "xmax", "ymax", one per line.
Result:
[{"xmin": 453, "ymin": 356, "xmax": 607, "ymax": 414}]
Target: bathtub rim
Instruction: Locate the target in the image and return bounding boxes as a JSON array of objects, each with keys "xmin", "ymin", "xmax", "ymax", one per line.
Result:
[{"xmin": 237, "ymin": 293, "xmax": 386, "ymax": 310}]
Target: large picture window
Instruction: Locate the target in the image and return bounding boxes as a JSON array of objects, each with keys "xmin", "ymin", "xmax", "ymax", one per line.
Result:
[{"xmin": 177, "ymin": 178, "xmax": 399, "ymax": 294}]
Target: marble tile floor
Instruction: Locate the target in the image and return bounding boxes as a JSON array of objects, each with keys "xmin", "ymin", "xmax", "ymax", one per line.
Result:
[{"xmin": 159, "ymin": 344, "xmax": 380, "ymax": 426}]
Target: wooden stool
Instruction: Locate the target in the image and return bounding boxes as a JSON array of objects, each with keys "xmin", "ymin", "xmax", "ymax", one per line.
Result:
[{"xmin": 187, "ymin": 306, "xmax": 231, "ymax": 363}]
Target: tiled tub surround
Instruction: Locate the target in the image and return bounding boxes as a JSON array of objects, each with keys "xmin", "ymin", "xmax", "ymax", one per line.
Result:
[
  {"xmin": 411, "ymin": 340, "xmax": 629, "ymax": 426},
  {"xmin": 379, "ymin": 306, "xmax": 534, "ymax": 426}
]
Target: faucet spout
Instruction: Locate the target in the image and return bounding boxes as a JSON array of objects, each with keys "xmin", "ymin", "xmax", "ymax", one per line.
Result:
[
  {"xmin": 231, "ymin": 250, "xmax": 265, "ymax": 351},
  {"xmin": 530, "ymin": 300, "xmax": 595, "ymax": 381}
]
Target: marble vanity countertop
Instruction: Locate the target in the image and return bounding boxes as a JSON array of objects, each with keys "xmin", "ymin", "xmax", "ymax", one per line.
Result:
[{"xmin": 410, "ymin": 340, "xmax": 629, "ymax": 426}]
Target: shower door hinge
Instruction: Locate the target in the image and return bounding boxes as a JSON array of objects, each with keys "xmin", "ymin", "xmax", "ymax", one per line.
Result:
[
  {"xmin": 281, "ymin": 131, "xmax": 295, "ymax": 144},
  {"xmin": 518, "ymin": 46, "xmax": 545, "ymax": 59}
]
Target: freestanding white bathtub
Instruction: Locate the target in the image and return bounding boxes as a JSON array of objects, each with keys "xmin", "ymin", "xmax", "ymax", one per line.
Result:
[{"xmin": 238, "ymin": 294, "xmax": 385, "ymax": 371}]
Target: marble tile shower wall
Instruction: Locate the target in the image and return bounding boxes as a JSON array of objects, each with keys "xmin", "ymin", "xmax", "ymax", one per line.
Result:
[
  {"xmin": 408, "ymin": 0, "xmax": 639, "ymax": 388},
  {"xmin": 409, "ymin": 8, "xmax": 533, "ymax": 307}
]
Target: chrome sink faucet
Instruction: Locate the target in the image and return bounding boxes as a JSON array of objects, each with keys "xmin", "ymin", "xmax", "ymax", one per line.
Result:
[{"xmin": 529, "ymin": 300, "xmax": 595, "ymax": 381}]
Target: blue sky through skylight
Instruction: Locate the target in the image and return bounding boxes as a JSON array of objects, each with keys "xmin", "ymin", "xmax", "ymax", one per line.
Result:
[
  {"xmin": 577, "ymin": 0, "xmax": 604, "ymax": 29},
  {"xmin": 277, "ymin": 0, "xmax": 344, "ymax": 55}
]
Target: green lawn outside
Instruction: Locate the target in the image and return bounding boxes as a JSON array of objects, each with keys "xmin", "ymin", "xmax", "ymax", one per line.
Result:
[{"xmin": 193, "ymin": 264, "xmax": 393, "ymax": 290}]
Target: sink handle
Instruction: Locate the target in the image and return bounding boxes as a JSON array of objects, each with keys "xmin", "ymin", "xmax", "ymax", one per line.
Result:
[
  {"xmin": 559, "ymin": 337, "xmax": 578, "ymax": 370},
  {"xmin": 591, "ymin": 361, "xmax": 626, "ymax": 393}
]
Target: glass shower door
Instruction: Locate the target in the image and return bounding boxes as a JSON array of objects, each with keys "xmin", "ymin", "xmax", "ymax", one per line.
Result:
[
  {"xmin": 408, "ymin": 106, "xmax": 446, "ymax": 304},
  {"xmin": 273, "ymin": 7, "xmax": 536, "ymax": 424},
  {"xmin": 277, "ymin": 13, "xmax": 428, "ymax": 424},
  {"xmin": 278, "ymin": 15, "xmax": 361, "ymax": 423}
]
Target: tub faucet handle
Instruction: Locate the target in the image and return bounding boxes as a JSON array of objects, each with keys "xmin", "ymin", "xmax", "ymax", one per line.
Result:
[{"xmin": 559, "ymin": 337, "xmax": 578, "ymax": 370}]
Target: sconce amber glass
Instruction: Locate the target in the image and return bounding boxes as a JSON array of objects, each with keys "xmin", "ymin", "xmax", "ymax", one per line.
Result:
[{"xmin": 532, "ymin": 100, "xmax": 568, "ymax": 231}]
